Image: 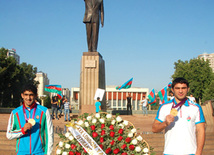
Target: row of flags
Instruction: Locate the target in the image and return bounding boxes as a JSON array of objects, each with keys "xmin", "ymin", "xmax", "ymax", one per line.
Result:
[
  {"xmin": 116, "ymin": 78, "xmax": 172, "ymax": 106},
  {"xmin": 46, "ymin": 79, "xmax": 172, "ymax": 104},
  {"xmin": 45, "ymin": 85, "xmax": 63, "ymax": 99}
]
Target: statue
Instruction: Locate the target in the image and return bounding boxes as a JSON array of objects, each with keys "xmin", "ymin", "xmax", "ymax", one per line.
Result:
[{"xmin": 83, "ymin": 0, "xmax": 104, "ymax": 52}]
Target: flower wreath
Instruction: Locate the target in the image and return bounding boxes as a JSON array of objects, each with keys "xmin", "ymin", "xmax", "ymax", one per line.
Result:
[{"xmin": 56, "ymin": 112, "xmax": 151, "ymax": 155}]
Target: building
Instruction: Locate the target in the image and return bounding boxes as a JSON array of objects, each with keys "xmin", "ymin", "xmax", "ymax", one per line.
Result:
[
  {"xmin": 198, "ymin": 53, "xmax": 214, "ymax": 72},
  {"xmin": 35, "ymin": 72, "xmax": 50, "ymax": 98},
  {"xmin": 7, "ymin": 48, "xmax": 20, "ymax": 64},
  {"xmin": 71, "ymin": 86, "xmax": 149, "ymax": 111}
]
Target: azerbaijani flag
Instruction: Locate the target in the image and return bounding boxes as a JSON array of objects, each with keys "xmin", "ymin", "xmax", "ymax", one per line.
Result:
[
  {"xmin": 148, "ymin": 89, "xmax": 156, "ymax": 105},
  {"xmin": 116, "ymin": 78, "xmax": 133, "ymax": 90},
  {"xmin": 57, "ymin": 93, "xmax": 63, "ymax": 99},
  {"xmin": 158, "ymin": 86, "xmax": 167, "ymax": 104},
  {"xmin": 168, "ymin": 82, "xmax": 172, "ymax": 88},
  {"xmin": 45, "ymin": 85, "xmax": 62, "ymax": 94}
]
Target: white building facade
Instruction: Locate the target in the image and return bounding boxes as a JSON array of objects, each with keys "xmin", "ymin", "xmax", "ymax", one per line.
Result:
[
  {"xmin": 198, "ymin": 53, "xmax": 214, "ymax": 72},
  {"xmin": 71, "ymin": 86, "xmax": 149, "ymax": 110},
  {"xmin": 7, "ymin": 48, "xmax": 20, "ymax": 64},
  {"xmin": 35, "ymin": 72, "xmax": 49, "ymax": 97}
]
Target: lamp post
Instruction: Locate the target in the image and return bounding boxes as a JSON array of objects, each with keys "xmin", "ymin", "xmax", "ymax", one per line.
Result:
[{"xmin": 39, "ymin": 95, "xmax": 47, "ymax": 106}]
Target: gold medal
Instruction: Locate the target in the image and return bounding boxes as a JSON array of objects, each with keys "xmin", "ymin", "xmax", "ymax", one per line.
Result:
[
  {"xmin": 170, "ymin": 108, "xmax": 178, "ymax": 116},
  {"xmin": 28, "ymin": 118, "xmax": 36, "ymax": 126}
]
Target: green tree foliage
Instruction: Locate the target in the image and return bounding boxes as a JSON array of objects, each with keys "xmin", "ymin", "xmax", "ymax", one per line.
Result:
[
  {"xmin": 0, "ymin": 47, "xmax": 38, "ymax": 107},
  {"xmin": 202, "ymin": 80, "xmax": 214, "ymax": 103},
  {"xmin": 172, "ymin": 58, "xmax": 214, "ymax": 102}
]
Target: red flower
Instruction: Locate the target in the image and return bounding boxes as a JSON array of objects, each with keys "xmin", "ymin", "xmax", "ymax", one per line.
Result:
[
  {"xmin": 113, "ymin": 148, "xmax": 120, "ymax": 154},
  {"xmin": 101, "ymin": 124, "xmax": 105, "ymax": 129},
  {"xmin": 110, "ymin": 140, "xmax": 115, "ymax": 145},
  {"xmin": 121, "ymin": 153, "xmax": 128, "ymax": 155},
  {"xmin": 101, "ymin": 130, "xmax": 105, "ymax": 135},
  {"xmin": 71, "ymin": 144, "xmax": 77, "ymax": 149},
  {"xmin": 92, "ymin": 132, "xmax": 98, "ymax": 138},
  {"xmin": 109, "ymin": 125, "xmax": 114, "ymax": 130},
  {"xmin": 99, "ymin": 144, "xmax": 104, "ymax": 149},
  {"xmin": 69, "ymin": 152, "xmax": 75, "ymax": 155},
  {"xmin": 121, "ymin": 144, "xmax": 127, "ymax": 150},
  {"xmin": 129, "ymin": 145, "xmax": 135, "ymax": 150},
  {"xmin": 118, "ymin": 136, "xmax": 123, "ymax": 141},
  {"xmin": 125, "ymin": 137, "xmax": 131, "ymax": 143},
  {"xmin": 118, "ymin": 129, "xmax": 123, "ymax": 134},
  {"xmin": 110, "ymin": 131, "xmax": 115, "ymax": 137},
  {"xmin": 75, "ymin": 152, "xmax": 81, "ymax": 155},
  {"xmin": 90, "ymin": 125, "xmax": 96, "ymax": 130},
  {"xmin": 105, "ymin": 148, "xmax": 112, "ymax": 154},
  {"xmin": 100, "ymin": 137, "xmax": 104, "ymax": 143}
]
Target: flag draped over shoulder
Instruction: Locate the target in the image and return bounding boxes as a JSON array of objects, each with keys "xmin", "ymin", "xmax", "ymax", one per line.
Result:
[
  {"xmin": 168, "ymin": 82, "xmax": 172, "ymax": 88},
  {"xmin": 116, "ymin": 78, "xmax": 133, "ymax": 90},
  {"xmin": 148, "ymin": 89, "xmax": 156, "ymax": 105},
  {"xmin": 45, "ymin": 85, "xmax": 62, "ymax": 94},
  {"xmin": 158, "ymin": 86, "xmax": 167, "ymax": 104}
]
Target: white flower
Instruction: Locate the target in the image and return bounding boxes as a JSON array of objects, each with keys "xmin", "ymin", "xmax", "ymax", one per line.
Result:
[
  {"xmin": 87, "ymin": 116, "xmax": 92, "ymax": 121},
  {"xmin": 56, "ymin": 149, "xmax": 61, "ymax": 155},
  {"xmin": 84, "ymin": 122, "xmax": 89, "ymax": 127},
  {"xmin": 136, "ymin": 135, "xmax": 143, "ymax": 141},
  {"xmin": 143, "ymin": 148, "xmax": 149, "ymax": 153},
  {"xmin": 59, "ymin": 141, "xmax": 64, "ymax": 147},
  {"xmin": 65, "ymin": 143, "xmax": 70, "ymax": 149},
  {"xmin": 131, "ymin": 128, "xmax": 137, "ymax": 133},
  {"xmin": 131, "ymin": 139, "xmax": 138, "ymax": 145},
  {"xmin": 65, "ymin": 132, "xmax": 70, "ymax": 138},
  {"xmin": 99, "ymin": 118, "xmax": 105, "ymax": 124},
  {"xmin": 119, "ymin": 123, "xmax": 124, "ymax": 129},
  {"xmin": 92, "ymin": 118, "xmax": 97, "ymax": 124},
  {"xmin": 68, "ymin": 135, "xmax": 74, "ymax": 141},
  {"xmin": 111, "ymin": 120, "xmax": 116, "ymax": 125},
  {"xmin": 135, "ymin": 146, "xmax": 142, "ymax": 152},
  {"xmin": 128, "ymin": 132, "xmax": 133, "ymax": 137},
  {"xmin": 77, "ymin": 120, "xmax": 84, "ymax": 126},
  {"xmin": 95, "ymin": 113, "xmax": 100, "ymax": 118},
  {"xmin": 106, "ymin": 114, "xmax": 112, "ymax": 119},
  {"xmin": 143, "ymin": 154, "xmax": 148, "ymax": 155},
  {"xmin": 123, "ymin": 120, "xmax": 129, "ymax": 126},
  {"xmin": 62, "ymin": 152, "xmax": 68, "ymax": 155},
  {"xmin": 116, "ymin": 116, "xmax": 122, "ymax": 122}
]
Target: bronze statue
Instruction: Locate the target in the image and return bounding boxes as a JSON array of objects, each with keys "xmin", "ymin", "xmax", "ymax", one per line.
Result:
[{"xmin": 83, "ymin": 0, "xmax": 104, "ymax": 52}]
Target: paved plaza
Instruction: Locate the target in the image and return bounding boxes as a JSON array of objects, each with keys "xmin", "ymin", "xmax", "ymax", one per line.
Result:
[{"xmin": 1, "ymin": 113, "xmax": 214, "ymax": 155}]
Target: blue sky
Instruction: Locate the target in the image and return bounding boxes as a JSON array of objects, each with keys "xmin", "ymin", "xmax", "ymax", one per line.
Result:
[{"xmin": 1, "ymin": 0, "xmax": 214, "ymax": 92}]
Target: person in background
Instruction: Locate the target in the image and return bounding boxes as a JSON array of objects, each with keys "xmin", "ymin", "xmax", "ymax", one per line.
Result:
[
  {"xmin": 126, "ymin": 93, "xmax": 132, "ymax": 115},
  {"xmin": 6, "ymin": 84, "xmax": 53, "ymax": 155},
  {"xmin": 60, "ymin": 95, "xmax": 66, "ymax": 117},
  {"xmin": 95, "ymin": 97, "xmax": 101, "ymax": 113},
  {"xmin": 188, "ymin": 94, "xmax": 196, "ymax": 102},
  {"xmin": 152, "ymin": 77, "xmax": 205, "ymax": 155},
  {"xmin": 64, "ymin": 98, "xmax": 71, "ymax": 122},
  {"xmin": 141, "ymin": 96, "xmax": 148, "ymax": 116},
  {"xmin": 51, "ymin": 96, "xmax": 59, "ymax": 120},
  {"xmin": 167, "ymin": 91, "xmax": 174, "ymax": 101}
]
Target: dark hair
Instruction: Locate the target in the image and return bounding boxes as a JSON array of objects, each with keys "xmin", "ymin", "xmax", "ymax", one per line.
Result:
[
  {"xmin": 21, "ymin": 84, "xmax": 37, "ymax": 95},
  {"xmin": 97, "ymin": 97, "xmax": 100, "ymax": 100},
  {"xmin": 172, "ymin": 77, "xmax": 189, "ymax": 88}
]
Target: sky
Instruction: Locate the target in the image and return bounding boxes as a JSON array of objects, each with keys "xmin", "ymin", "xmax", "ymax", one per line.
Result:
[{"xmin": 1, "ymin": 0, "xmax": 214, "ymax": 92}]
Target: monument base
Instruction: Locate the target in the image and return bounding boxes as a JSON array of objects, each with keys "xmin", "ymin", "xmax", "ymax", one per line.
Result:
[{"xmin": 79, "ymin": 52, "xmax": 106, "ymax": 114}]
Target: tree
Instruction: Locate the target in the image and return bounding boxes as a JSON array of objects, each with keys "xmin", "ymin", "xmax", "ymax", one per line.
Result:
[
  {"xmin": 202, "ymin": 80, "xmax": 214, "ymax": 103},
  {"xmin": 172, "ymin": 58, "xmax": 214, "ymax": 102},
  {"xmin": 0, "ymin": 47, "xmax": 38, "ymax": 107}
]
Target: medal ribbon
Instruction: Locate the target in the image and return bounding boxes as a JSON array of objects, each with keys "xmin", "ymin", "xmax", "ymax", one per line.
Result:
[
  {"xmin": 172, "ymin": 98, "xmax": 187, "ymax": 109},
  {"xmin": 23, "ymin": 103, "xmax": 37, "ymax": 122}
]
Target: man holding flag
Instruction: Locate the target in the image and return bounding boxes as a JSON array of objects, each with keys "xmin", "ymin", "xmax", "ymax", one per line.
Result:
[{"xmin": 152, "ymin": 77, "xmax": 205, "ymax": 155}]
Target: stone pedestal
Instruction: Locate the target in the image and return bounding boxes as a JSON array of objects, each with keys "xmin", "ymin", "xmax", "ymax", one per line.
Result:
[{"xmin": 79, "ymin": 52, "xmax": 106, "ymax": 114}]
